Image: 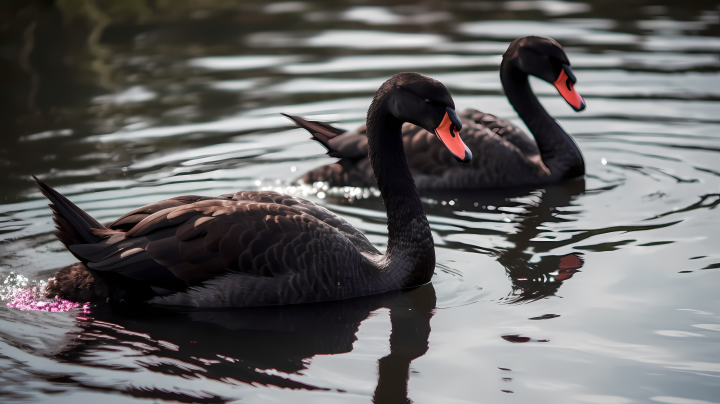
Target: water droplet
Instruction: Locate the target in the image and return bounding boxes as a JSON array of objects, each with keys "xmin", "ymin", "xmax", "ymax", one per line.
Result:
[
  {"xmin": 290, "ymin": 166, "xmax": 297, "ymax": 172},
  {"xmin": 317, "ymin": 191, "xmax": 326, "ymax": 198},
  {"xmin": 601, "ymin": 157, "xmax": 607, "ymax": 165},
  {"xmin": 255, "ymin": 180, "xmax": 261, "ymax": 186}
]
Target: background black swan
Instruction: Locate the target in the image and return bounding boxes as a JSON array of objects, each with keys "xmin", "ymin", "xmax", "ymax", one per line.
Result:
[{"xmin": 288, "ymin": 36, "xmax": 585, "ymax": 190}]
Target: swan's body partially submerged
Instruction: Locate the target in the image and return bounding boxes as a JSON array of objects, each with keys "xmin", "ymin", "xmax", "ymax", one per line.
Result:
[
  {"xmin": 289, "ymin": 36, "xmax": 586, "ymax": 190},
  {"xmin": 38, "ymin": 72, "xmax": 470, "ymax": 307}
]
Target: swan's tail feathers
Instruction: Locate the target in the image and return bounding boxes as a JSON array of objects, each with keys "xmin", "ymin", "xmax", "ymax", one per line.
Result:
[
  {"xmin": 282, "ymin": 113, "xmax": 369, "ymax": 160},
  {"xmin": 33, "ymin": 176, "xmax": 107, "ymax": 249},
  {"xmin": 281, "ymin": 113, "xmax": 347, "ymax": 153}
]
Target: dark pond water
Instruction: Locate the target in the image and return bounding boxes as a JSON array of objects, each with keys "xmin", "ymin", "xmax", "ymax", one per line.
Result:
[{"xmin": 1, "ymin": 1, "xmax": 720, "ymax": 403}]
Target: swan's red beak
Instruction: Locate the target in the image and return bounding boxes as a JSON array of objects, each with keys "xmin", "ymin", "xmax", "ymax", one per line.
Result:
[
  {"xmin": 554, "ymin": 64, "xmax": 586, "ymax": 112},
  {"xmin": 434, "ymin": 107, "xmax": 472, "ymax": 163}
]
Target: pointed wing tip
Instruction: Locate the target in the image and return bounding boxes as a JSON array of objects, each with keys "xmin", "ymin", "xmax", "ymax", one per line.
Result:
[
  {"xmin": 281, "ymin": 112, "xmax": 303, "ymax": 123},
  {"xmin": 31, "ymin": 175, "xmax": 49, "ymax": 196}
]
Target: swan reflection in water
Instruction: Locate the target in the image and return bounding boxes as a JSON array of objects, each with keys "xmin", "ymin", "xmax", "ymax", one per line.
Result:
[
  {"xmin": 58, "ymin": 284, "xmax": 436, "ymax": 403},
  {"xmin": 491, "ymin": 179, "xmax": 587, "ymax": 303},
  {"xmin": 419, "ymin": 179, "xmax": 587, "ymax": 303}
]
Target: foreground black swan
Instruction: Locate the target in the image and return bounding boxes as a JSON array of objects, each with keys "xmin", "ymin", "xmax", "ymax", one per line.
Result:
[
  {"xmin": 36, "ymin": 72, "xmax": 470, "ymax": 307},
  {"xmin": 287, "ymin": 36, "xmax": 585, "ymax": 189}
]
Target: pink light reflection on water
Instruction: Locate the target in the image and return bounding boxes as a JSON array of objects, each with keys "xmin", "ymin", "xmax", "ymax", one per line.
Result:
[{"xmin": 6, "ymin": 288, "xmax": 90, "ymax": 314}]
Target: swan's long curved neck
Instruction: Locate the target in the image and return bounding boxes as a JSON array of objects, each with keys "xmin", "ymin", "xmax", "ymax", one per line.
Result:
[
  {"xmin": 500, "ymin": 62, "xmax": 584, "ymax": 179},
  {"xmin": 366, "ymin": 95, "xmax": 435, "ymax": 285}
]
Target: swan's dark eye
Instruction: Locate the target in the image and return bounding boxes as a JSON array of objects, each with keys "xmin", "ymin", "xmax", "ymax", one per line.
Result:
[{"xmin": 425, "ymin": 99, "xmax": 431, "ymax": 104}]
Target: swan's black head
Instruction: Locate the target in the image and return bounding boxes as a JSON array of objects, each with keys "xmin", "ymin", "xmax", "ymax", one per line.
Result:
[
  {"xmin": 381, "ymin": 72, "xmax": 471, "ymax": 163},
  {"xmin": 504, "ymin": 36, "xmax": 586, "ymax": 112}
]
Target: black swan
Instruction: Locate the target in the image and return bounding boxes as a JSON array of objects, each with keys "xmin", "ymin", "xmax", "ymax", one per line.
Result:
[
  {"xmin": 286, "ymin": 36, "xmax": 585, "ymax": 190},
  {"xmin": 35, "ymin": 72, "xmax": 471, "ymax": 307}
]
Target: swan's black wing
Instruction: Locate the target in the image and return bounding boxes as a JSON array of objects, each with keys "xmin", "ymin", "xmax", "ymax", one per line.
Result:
[
  {"xmin": 69, "ymin": 191, "xmax": 381, "ymax": 307},
  {"xmin": 228, "ymin": 191, "xmax": 377, "ymax": 255},
  {"xmin": 464, "ymin": 109, "xmax": 540, "ymax": 157},
  {"xmin": 107, "ymin": 195, "xmax": 234, "ymax": 231},
  {"xmin": 108, "ymin": 191, "xmax": 376, "ymax": 255}
]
